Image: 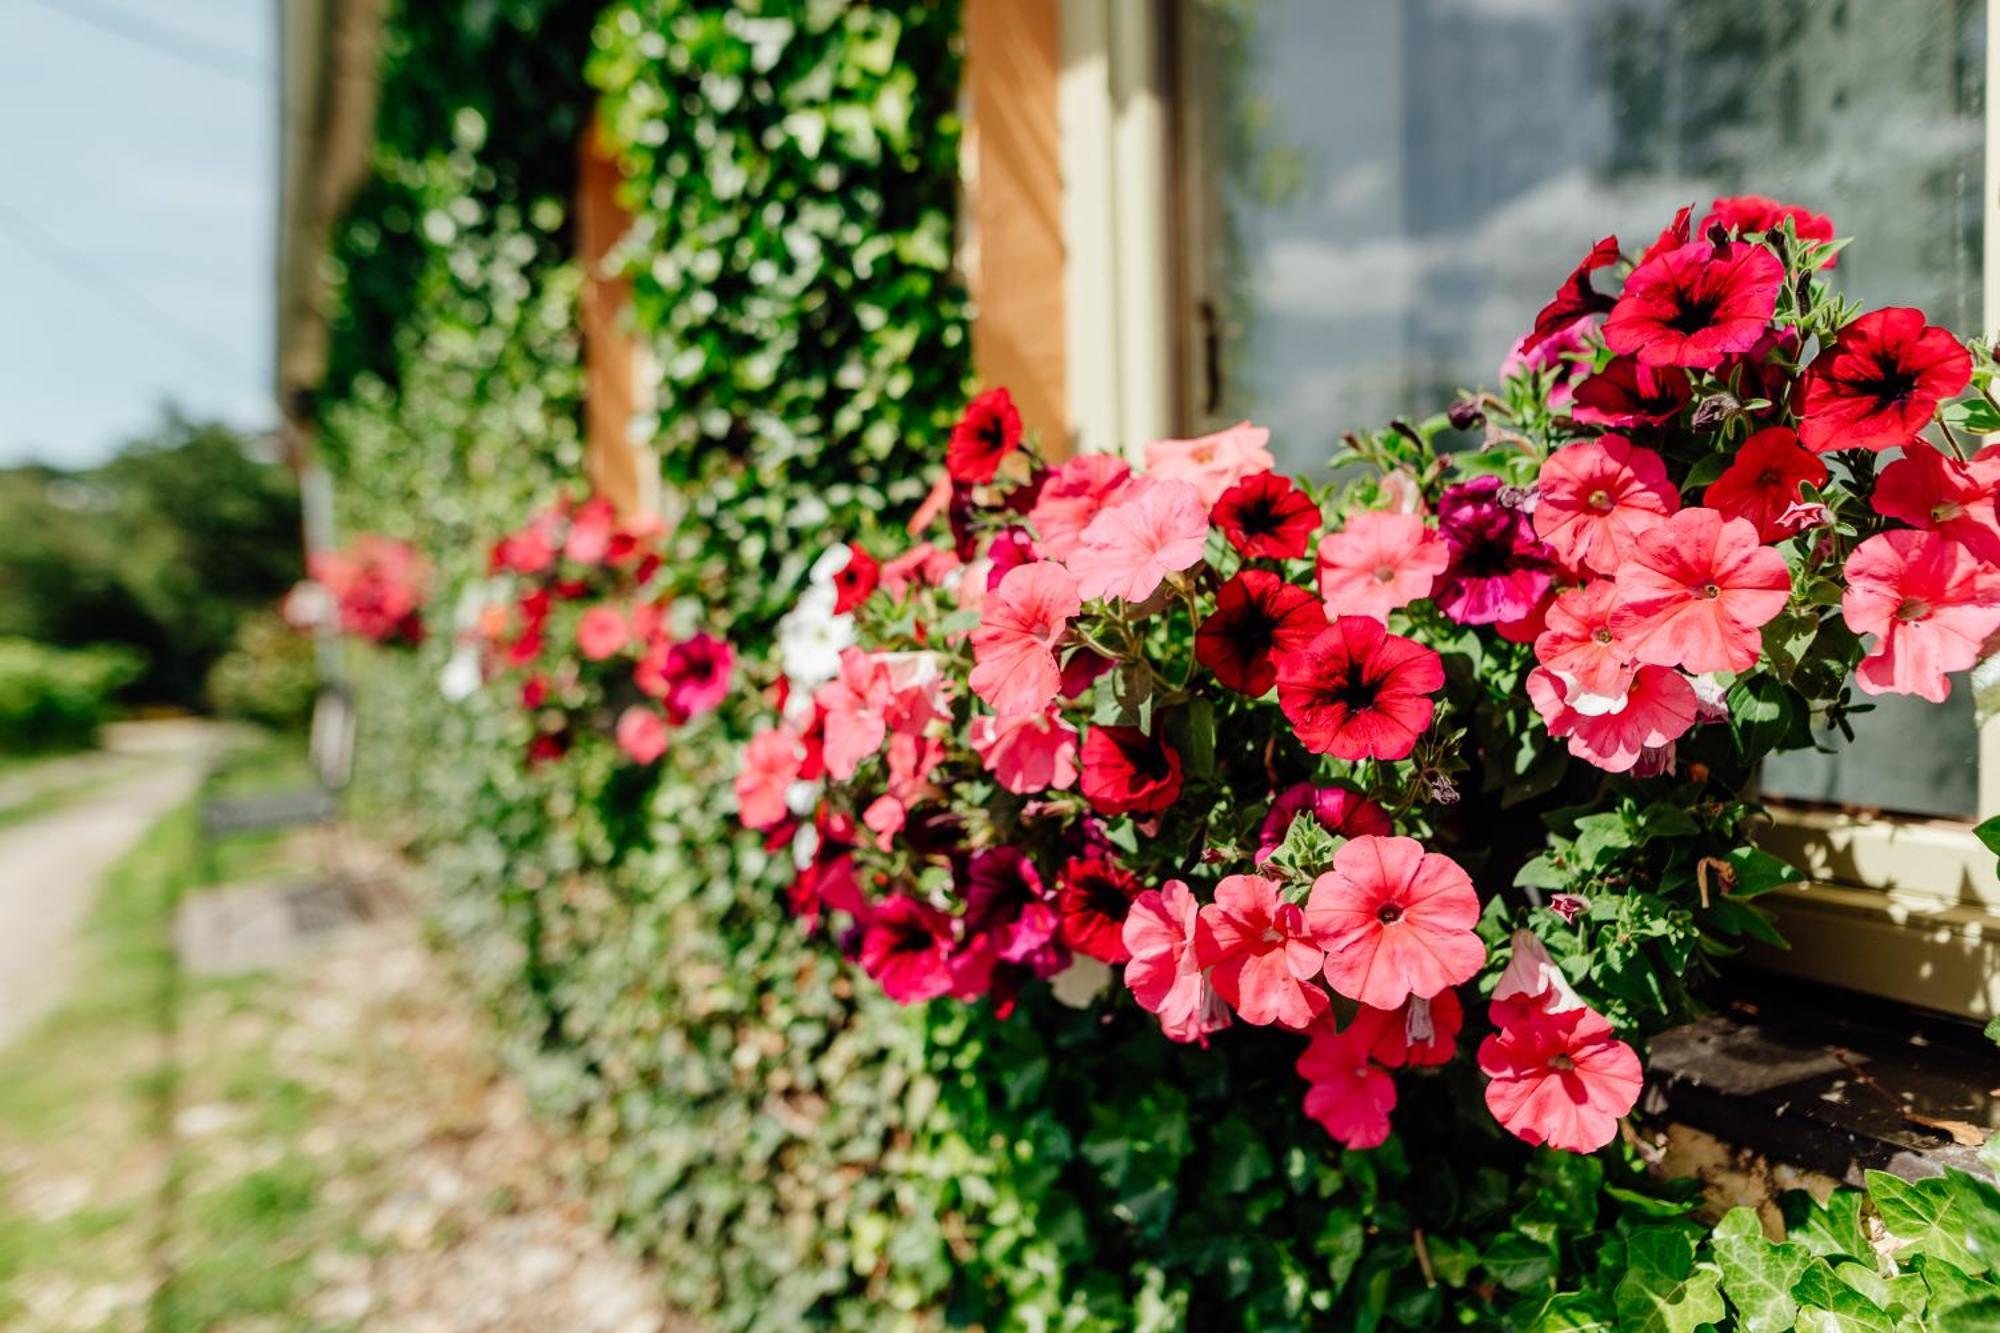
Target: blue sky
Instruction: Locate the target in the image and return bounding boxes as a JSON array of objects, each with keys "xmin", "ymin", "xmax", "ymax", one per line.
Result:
[{"xmin": 0, "ymin": 0, "xmax": 272, "ymax": 467}]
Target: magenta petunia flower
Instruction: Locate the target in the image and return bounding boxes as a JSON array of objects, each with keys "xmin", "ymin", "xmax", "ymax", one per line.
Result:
[
  {"xmin": 858, "ymin": 895, "xmax": 958, "ymax": 1003},
  {"xmin": 1253, "ymin": 783, "xmax": 1393, "ymax": 865},
  {"xmin": 1433, "ymin": 477, "xmax": 1557, "ymax": 626}
]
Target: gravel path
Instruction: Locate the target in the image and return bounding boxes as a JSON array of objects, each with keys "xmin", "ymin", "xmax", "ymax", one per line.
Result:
[{"xmin": 0, "ymin": 720, "xmax": 221, "ymax": 1048}]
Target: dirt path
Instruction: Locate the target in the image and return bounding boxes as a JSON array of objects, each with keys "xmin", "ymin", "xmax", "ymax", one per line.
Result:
[{"xmin": 0, "ymin": 720, "xmax": 222, "ymax": 1048}]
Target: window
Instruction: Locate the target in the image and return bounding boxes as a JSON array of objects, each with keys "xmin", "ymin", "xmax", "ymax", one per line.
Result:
[{"xmin": 1064, "ymin": 0, "xmax": 2000, "ymax": 1015}]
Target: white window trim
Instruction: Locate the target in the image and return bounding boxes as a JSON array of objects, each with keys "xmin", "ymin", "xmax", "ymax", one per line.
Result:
[{"xmin": 1068, "ymin": 1, "xmax": 2000, "ymax": 1017}]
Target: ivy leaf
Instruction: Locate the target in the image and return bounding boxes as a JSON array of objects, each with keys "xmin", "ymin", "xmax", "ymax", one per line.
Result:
[
  {"xmin": 1483, "ymin": 1230, "xmax": 1559, "ymax": 1293},
  {"xmin": 1527, "ymin": 1291, "xmax": 1618, "ymax": 1330},
  {"xmin": 1781, "ymin": 1188, "xmax": 1873, "ymax": 1260},
  {"xmin": 1712, "ymin": 1207, "xmax": 1812, "ymax": 1332},
  {"xmin": 1612, "ymin": 1228, "xmax": 1726, "ymax": 1333},
  {"xmin": 1866, "ymin": 1169, "xmax": 1983, "ymax": 1273},
  {"xmin": 1945, "ymin": 1169, "xmax": 2000, "ymax": 1274}
]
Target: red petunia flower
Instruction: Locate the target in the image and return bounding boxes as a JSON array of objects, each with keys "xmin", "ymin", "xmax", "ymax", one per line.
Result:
[
  {"xmin": 1795, "ymin": 307, "xmax": 1972, "ymax": 453},
  {"xmin": 969, "ymin": 561, "xmax": 1079, "ymax": 716},
  {"xmin": 1526, "ymin": 234, "xmax": 1619, "ymax": 354},
  {"xmin": 1527, "ymin": 663, "xmax": 1700, "ymax": 775},
  {"xmin": 1275, "ymin": 617, "xmax": 1444, "ymax": 761},
  {"xmin": 1122, "ymin": 879, "xmax": 1232, "ymax": 1044},
  {"xmin": 1195, "ymin": 874, "xmax": 1329, "ymax": 1030},
  {"xmin": 1316, "ymin": 510, "xmax": 1449, "ymax": 623},
  {"xmin": 858, "ymin": 895, "xmax": 958, "ymax": 1004},
  {"xmin": 1212, "ymin": 471, "xmax": 1321, "ymax": 560},
  {"xmin": 1350, "ymin": 988, "xmax": 1464, "ymax": 1069},
  {"xmin": 1304, "ymin": 835, "xmax": 1485, "ymax": 1011},
  {"xmin": 1702, "ymin": 195, "xmax": 1836, "ymax": 267},
  {"xmin": 1479, "ymin": 994, "xmax": 1643, "ymax": 1154},
  {"xmin": 1533, "ymin": 436, "xmax": 1679, "ymax": 575},
  {"xmin": 1533, "ymin": 581, "xmax": 1635, "ymax": 702},
  {"xmin": 1296, "ymin": 1016, "xmax": 1398, "ymax": 1149},
  {"xmin": 1636, "ymin": 203, "xmax": 1692, "ymax": 265},
  {"xmin": 947, "ymin": 387, "xmax": 1025, "ymax": 484},
  {"xmin": 1610, "ymin": 508, "xmax": 1792, "ymax": 674},
  {"xmin": 1434, "ymin": 477, "xmax": 1557, "ymax": 625},
  {"xmin": 1603, "ymin": 240, "xmax": 1784, "ymax": 370},
  {"xmin": 1055, "ymin": 856, "xmax": 1144, "ymax": 963},
  {"xmin": 1872, "ymin": 444, "xmax": 2000, "ymax": 563},
  {"xmin": 1254, "ymin": 783, "xmax": 1393, "ymax": 864},
  {"xmin": 1195, "ymin": 570, "xmax": 1328, "ymax": 696},
  {"xmin": 1842, "ymin": 529, "xmax": 2000, "ymax": 704},
  {"xmin": 962, "ymin": 847, "xmax": 1067, "ymax": 976},
  {"xmin": 1701, "ymin": 426, "xmax": 1829, "ymax": 544},
  {"xmin": 1569, "ymin": 357, "xmax": 1691, "ymax": 428},
  {"xmin": 1080, "ymin": 724, "xmax": 1184, "ymax": 816},
  {"xmin": 829, "ymin": 543, "xmax": 879, "ymax": 614}
]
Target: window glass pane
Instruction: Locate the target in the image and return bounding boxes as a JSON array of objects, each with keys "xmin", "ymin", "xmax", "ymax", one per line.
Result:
[{"xmin": 1176, "ymin": 0, "xmax": 1985, "ymax": 819}]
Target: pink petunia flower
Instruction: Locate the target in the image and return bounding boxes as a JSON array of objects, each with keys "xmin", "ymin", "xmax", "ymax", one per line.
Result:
[
  {"xmin": 1532, "ymin": 436, "xmax": 1679, "ymax": 575},
  {"xmin": 1872, "ymin": 444, "xmax": 2000, "ymax": 563},
  {"xmin": 1295, "ymin": 1016, "xmax": 1398, "ymax": 1149},
  {"xmin": 1027, "ymin": 454, "xmax": 1134, "ymax": 561},
  {"xmin": 1350, "ymin": 988, "xmax": 1464, "ymax": 1069},
  {"xmin": 1492, "ymin": 929, "xmax": 1585, "ymax": 1014},
  {"xmin": 1067, "ymin": 479, "xmax": 1211, "ymax": 603},
  {"xmin": 967, "ymin": 707, "xmax": 1080, "ymax": 794},
  {"xmin": 1195, "ymin": 874, "xmax": 1329, "ymax": 1030},
  {"xmin": 1842, "ymin": 530, "xmax": 2000, "ymax": 703},
  {"xmin": 1304, "ymin": 835, "xmax": 1485, "ymax": 1010},
  {"xmin": 1122, "ymin": 879, "xmax": 1233, "ymax": 1045},
  {"xmin": 576, "ymin": 605, "xmax": 630, "ymax": 661},
  {"xmin": 1701, "ymin": 427, "xmax": 1828, "ymax": 545},
  {"xmin": 1254, "ymin": 783, "xmax": 1393, "ymax": 864},
  {"xmin": 969, "ymin": 561, "xmax": 1080, "ymax": 716},
  {"xmin": 735, "ymin": 725, "xmax": 808, "ymax": 830},
  {"xmin": 1479, "ymin": 995, "xmax": 1643, "ymax": 1154},
  {"xmin": 1527, "ymin": 664, "xmax": 1700, "ymax": 774},
  {"xmin": 614, "ymin": 705, "xmax": 670, "ymax": 765},
  {"xmin": 814, "ymin": 648, "xmax": 893, "ymax": 780},
  {"xmin": 1533, "ymin": 581, "xmax": 1636, "ymax": 702},
  {"xmin": 1316, "ymin": 511, "xmax": 1449, "ymax": 622},
  {"xmin": 1143, "ymin": 422, "xmax": 1276, "ymax": 506},
  {"xmin": 1610, "ymin": 508, "xmax": 1791, "ymax": 674}
]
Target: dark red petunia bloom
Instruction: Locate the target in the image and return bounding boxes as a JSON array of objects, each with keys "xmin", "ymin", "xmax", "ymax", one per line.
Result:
[
  {"xmin": 961, "ymin": 847, "xmax": 1067, "ymax": 977},
  {"xmin": 1603, "ymin": 240, "xmax": 1784, "ymax": 370},
  {"xmin": 1080, "ymin": 724, "xmax": 1184, "ymax": 817},
  {"xmin": 1795, "ymin": 307, "xmax": 1972, "ymax": 454},
  {"xmin": 1212, "ymin": 472, "xmax": 1321, "ymax": 560},
  {"xmin": 1274, "ymin": 616, "xmax": 1445, "ymax": 761},
  {"xmin": 1196, "ymin": 570, "xmax": 1328, "ymax": 696},
  {"xmin": 1702, "ymin": 426, "xmax": 1828, "ymax": 543},
  {"xmin": 1526, "ymin": 234, "xmax": 1619, "ymax": 353},
  {"xmin": 1702, "ymin": 195, "xmax": 1836, "ymax": 267},
  {"xmin": 1569, "ymin": 357, "xmax": 1691, "ymax": 428},
  {"xmin": 947, "ymin": 387, "xmax": 1025, "ymax": 484},
  {"xmin": 857, "ymin": 894, "xmax": 957, "ymax": 1003},
  {"xmin": 831, "ymin": 543, "xmax": 880, "ymax": 614},
  {"xmin": 1055, "ymin": 856, "xmax": 1144, "ymax": 963}
]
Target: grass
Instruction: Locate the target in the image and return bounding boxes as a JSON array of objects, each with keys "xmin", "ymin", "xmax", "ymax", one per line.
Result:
[{"xmin": 0, "ymin": 732, "xmax": 363, "ymax": 1331}]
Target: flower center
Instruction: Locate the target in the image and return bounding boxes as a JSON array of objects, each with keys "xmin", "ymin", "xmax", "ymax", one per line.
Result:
[
  {"xmin": 1858, "ymin": 364, "xmax": 1922, "ymax": 404},
  {"xmin": 1701, "ymin": 582, "xmax": 1722, "ymax": 600},
  {"xmin": 1932, "ymin": 501, "xmax": 1965, "ymax": 523},
  {"xmin": 1592, "ymin": 628, "xmax": 1614, "ymax": 645},
  {"xmin": 1373, "ymin": 565, "xmax": 1396, "ymax": 584},
  {"xmin": 1377, "ymin": 902, "xmax": 1403, "ymax": 924},
  {"xmin": 1756, "ymin": 469, "xmax": 1784, "ymax": 488},
  {"xmin": 1665, "ymin": 292, "xmax": 1722, "ymax": 334},
  {"xmin": 1549, "ymin": 1053, "xmax": 1576, "ymax": 1071},
  {"xmin": 1586, "ymin": 487, "xmax": 1614, "ymax": 513},
  {"xmin": 1895, "ymin": 596, "xmax": 1933, "ymax": 622}
]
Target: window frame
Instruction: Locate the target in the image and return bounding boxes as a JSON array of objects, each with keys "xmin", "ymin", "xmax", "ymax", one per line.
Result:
[{"xmin": 1060, "ymin": 0, "xmax": 2000, "ymax": 1019}]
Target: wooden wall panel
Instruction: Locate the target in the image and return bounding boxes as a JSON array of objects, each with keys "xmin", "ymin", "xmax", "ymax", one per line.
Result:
[
  {"xmin": 577, "ymin": 120, "xmax": 654, "ymax": 518},
  {"xmin": 965, "ymin": 0, "xmax": 1069, "ymax": 457}
]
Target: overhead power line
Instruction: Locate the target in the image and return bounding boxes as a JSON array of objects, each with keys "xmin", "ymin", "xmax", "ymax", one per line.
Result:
[
  {"xmin": 20, "ymin": 0, "xmax": 268, "ymax": 89},
  {"xmin": 0, "ymin": 194, "xmax": 256, "ymax": 381}
]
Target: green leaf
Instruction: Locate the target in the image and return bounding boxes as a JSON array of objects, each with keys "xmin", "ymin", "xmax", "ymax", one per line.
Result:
[
  {"xmin": 1712, "ymin": 1207, "xmax": 1811, "ymax": 1332},
  {"xmin": 1725, "ymin": 847, "xmax": 1805, "ymax": 898},
  {"xmin": 1613, "ymin": 1228, "xmax": 1727, "ymax": 1333},
  {"xmin": 1867, "ymin": 1169, "xmax": 1983, "ymax": 1273},
  {"xmin": 1528, "ymin": 1291, "xmax": 1619, "ymax": 1331},
  {"xmin": 1782, "ymin": 1188, "xmax": 1872, "ymax": 1260},
  {"xmin": 1729, "ymin": 675, "xmax": 1799, "ymax": 760},
  {"xmin": 1946, "ymin": 1169, "xmax": 2000, "ymax": 1274},
  {"xmin": 1484, "ymin": 1230, "xmax": 1559, "ymax": 1293},
  {"xmin": 1977, "ymin": 814, "xmax": 2000, "ymax": 861}
]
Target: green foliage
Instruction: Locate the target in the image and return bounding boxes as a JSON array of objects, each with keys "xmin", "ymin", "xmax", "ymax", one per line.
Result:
[
  {"xmin": 0, "ymin": 416, "xmax": 302, "ymax": 709},
  {"xmin": 203, "ymin": 611, "xmax": 317, "ymax": 731},
  {"xmin": 0, "ymin": 638, "xmax": 142, "ymax": 753}
]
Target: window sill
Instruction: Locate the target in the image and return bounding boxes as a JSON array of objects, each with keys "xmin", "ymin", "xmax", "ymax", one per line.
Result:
[{"xmin": 1755, "ymin": 806, "xmax": 2000, "ymax": 1019}]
